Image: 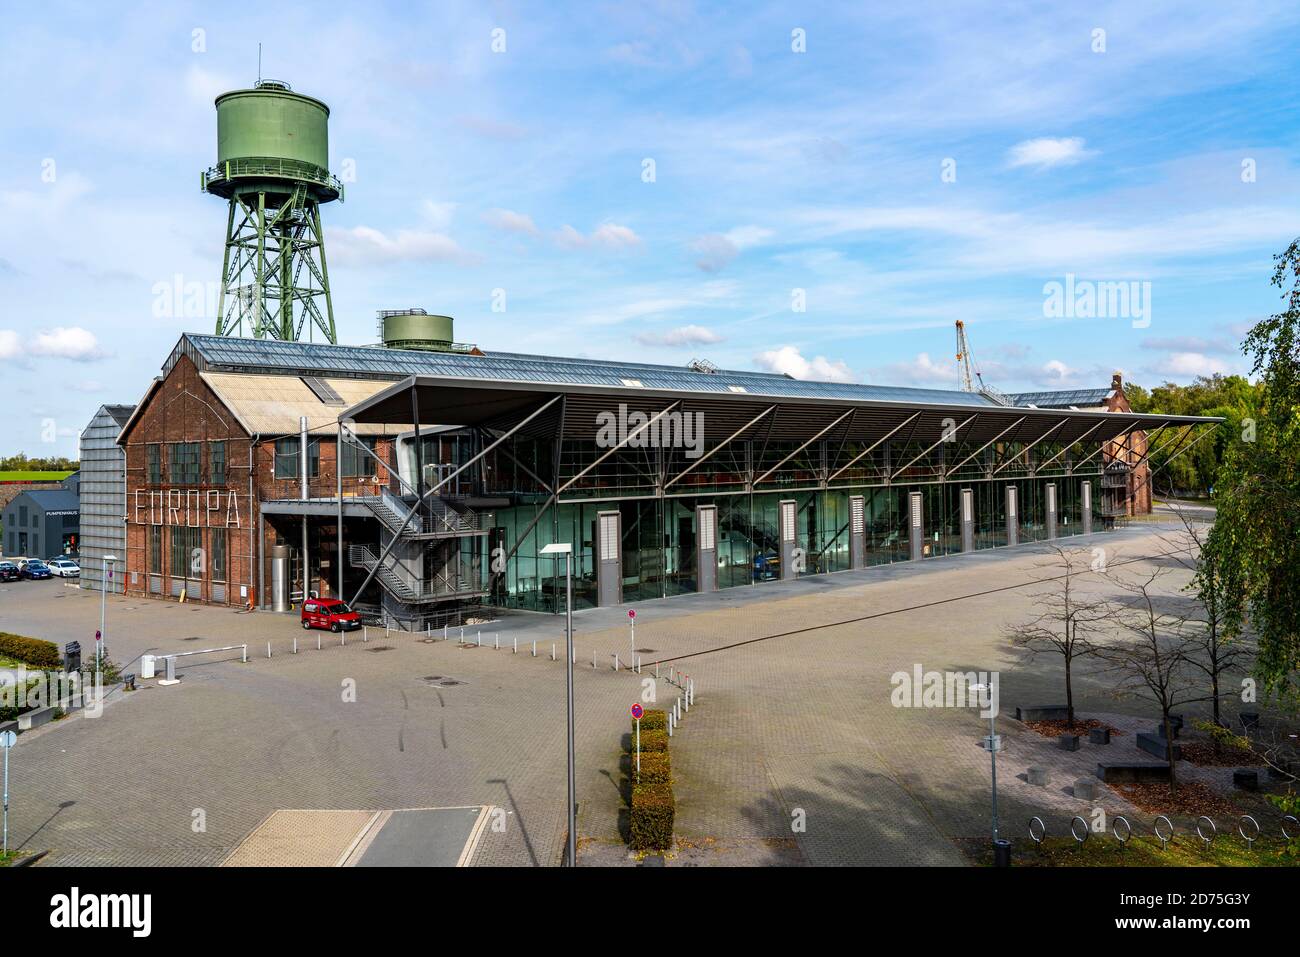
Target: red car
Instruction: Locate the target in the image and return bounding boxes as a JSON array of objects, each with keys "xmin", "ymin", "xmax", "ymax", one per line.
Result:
[{"xmin": 300, "ymin": 598, "xmax": 362, "ymax": 632}]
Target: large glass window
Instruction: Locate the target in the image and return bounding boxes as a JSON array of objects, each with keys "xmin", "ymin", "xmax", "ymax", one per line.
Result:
[
  {"xmin": 275, "ymin": 438, "xmax": 319, "ymax": 479},
  {"xmin": 210, "ymin": 441, "xmax": 226, "ymax": 486},
  {"xmin": 149, "ymin": 526, "xmax": 162, "ymax": 574},
  {"xmin": 211, "ymin": 528, "xmax": 227, "ymax": 582},
  {"xmin": 170, "ymin": 526, "xmax": 203, "ymax": 579},
  {"xmin": 169, "ymin": 442, "xmax": 200, "ymax": 485},
  {"xmin": 146, "ymin": 445, "xmax": 162, "ymax": 485},
  {"xmin": 341, "ymin": 436, "xmax": 378, "ymax": 478}
]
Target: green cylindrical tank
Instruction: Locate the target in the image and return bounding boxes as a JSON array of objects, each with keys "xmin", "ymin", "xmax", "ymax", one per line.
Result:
[
  {"xmin": 204, "ymin": 80, "xmax": 338, "ymax": 201},
  {"xmin": 216, "ymin": 81, "xmax": 330, "ymax": 170},
  {"xmin": 380, "ymin": 310, "xmax": 455, "ymax": 351}
]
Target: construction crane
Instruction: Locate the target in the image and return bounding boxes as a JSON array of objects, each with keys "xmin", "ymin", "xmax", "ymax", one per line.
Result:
[{"xmin": 955, "ymin": 320, "xmax": 1012, "ymax": 405}]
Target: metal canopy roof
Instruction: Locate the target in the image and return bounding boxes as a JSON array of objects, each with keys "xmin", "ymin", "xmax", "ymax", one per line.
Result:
[{"xmin": 343, "ymin": 373, "xmax": 1224, "ymax": 447}]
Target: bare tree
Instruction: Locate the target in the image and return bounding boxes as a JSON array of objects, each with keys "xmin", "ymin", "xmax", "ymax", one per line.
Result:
[
  {"xmin": 1096, "ymin": 564, "xmax": 1207, "ymax": 791},
  {"xmin": 1154, "ymin": 501, "xmax": 1256, "ymax": 746},
  {"xmin": 1006, "ymin": 544, "xmax": 1111, "ymax": 729}
]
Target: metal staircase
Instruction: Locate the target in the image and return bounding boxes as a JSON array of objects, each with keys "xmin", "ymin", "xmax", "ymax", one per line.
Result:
[
  {"xmin": 356, "ymin": 488, "xmax": 480, "ymax": 537},
  {"xmin": 348, "ymin": 544, "xmax": 485, "ymax": 604}
]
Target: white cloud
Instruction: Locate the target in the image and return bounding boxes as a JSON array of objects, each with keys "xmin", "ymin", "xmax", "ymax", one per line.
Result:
[
  {"xmin": 1006, "ymin": 137, "xmax": 1094, "ymax": 169},
  {"xmin": 755, "ymin": 345, "xmax": 854, "ymax": 383},
  {"xmin": 1149, "ymin": 351, "xmax": 1231, "ymax": 378},
  {"xmin": 634, "ymin": 324, "xmax": 724, "ymax": 347},
  {"xmin": 327, "ymin": 225, "xmax": 477, "ymax": 266},
  {"xmin": 691, "ymin": 225, "xmax": 772, "ymax": 272},
  {"xmin": 0, "ymin": 326, "xmax": 106, "ymax": 363},
  {"xmin": 421, "ymin": 201, "xmax": 458, "ymax": 231},
  {"xmin": 0, "ymin": 330, "xmax": 23, "ymax": 361},
  {"xmin": 28, "ymin": 326, "xmax": 107, "ymax": 361},
  {"xmin": 554, "ymin": 222, "xmax": 642, "ymax": 250},
  {"xmin": 876, "ymin": 352, "xmax": 959, "ymax": 386},
  {"xmin": 484, "ymin": 208, "xmax": 540, "ymax": 236}
]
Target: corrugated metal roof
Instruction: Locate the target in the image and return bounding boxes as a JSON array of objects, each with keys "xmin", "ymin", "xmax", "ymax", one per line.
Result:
[
  {"xmin": 200, "ymin": 372, "xmax": 411, "ymax": 436},
  {"xmin": 1007, "ymin": 389, "xmax": 1114, "ymax": 408},
  {"xmin": 177, "ymin": 334, "xmax": 998, "ymax": 408}
]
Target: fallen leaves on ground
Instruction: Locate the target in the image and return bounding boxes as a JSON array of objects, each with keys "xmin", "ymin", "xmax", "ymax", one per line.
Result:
[
  {"xmin": 1114, "ymin": 780, "xmax": 1240, "ymax": 818},
  {"xmin": 1024, "ymin": 718, "xmax": 1125, "ymax": 739}
]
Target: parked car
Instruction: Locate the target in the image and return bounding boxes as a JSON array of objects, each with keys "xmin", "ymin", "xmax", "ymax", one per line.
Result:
[
  {"xmin": 47, "ymin": 558, "xmax": 80, "ymax": 578},
  {"xmin": 300, "ymin": 598, "xmax": 363, "ymax": 633},
  {"xmin": 22, "ymin": 559, "xmax": 53, "ymax": 580},
  {"xmin": 0, "ymin": 560, "xmax": 19, "ymax": 582}
]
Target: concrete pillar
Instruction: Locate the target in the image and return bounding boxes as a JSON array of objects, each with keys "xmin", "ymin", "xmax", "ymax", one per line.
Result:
[
  {"xmin": 597, "ymin": 510, "xmax": 621, "ymax": 606},
  {"xmin": 1046, "ymin": 482, "xmax": 1057, "ymax": 540},
  {"xmin": 909, "ymin": 491, "xmax": 923, "ymax": 561},
  {"xmin": 779, "ymin": 499, "xmax": 798, "ymax": 581},
  {"xmin": 961, "ymin": 488, "xmax": 974, "ymax": 552},
  {"xmin": 696, "ymin": 505, "xmax": 717, "ymax": 593},
  {"xmin": 1006, "ymin": 485, "xmax": 1018, "ymax": 547},
  {"xmin": 1081, "ymin": 480, "xmax": 1093, "ymax": 534},
  {"xmin": 849, "ymin": 494, "xmax": 866, "ymax": 569}
]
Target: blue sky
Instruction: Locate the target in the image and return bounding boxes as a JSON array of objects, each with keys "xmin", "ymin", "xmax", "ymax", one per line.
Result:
[{"xmin": 2, "ymin": 1, "xmax": 1299, "ymax": 457}]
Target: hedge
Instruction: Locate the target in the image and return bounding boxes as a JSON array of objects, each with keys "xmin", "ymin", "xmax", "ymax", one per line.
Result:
[
  {"xmin": 635, "ymin": 709, "xmax": 668, "ymax": 733},
  {"xmin": 637, "ymin": 728, "xmax": 668, "ymax": 753},
  {"xmin": 636, "ymin": 750, "xmax": 671, "ymax": 786},
  {"xmin": 630, "ymin": 783, "xmax": 675, "ymax": 850},
  {"xmin": 0, "ymin": 633, "xmax": 62, "ymax": 669}
]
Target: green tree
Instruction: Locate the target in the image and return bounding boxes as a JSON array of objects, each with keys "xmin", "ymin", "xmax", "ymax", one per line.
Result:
[{"xmin": 1203, "ymin": 240, "xmax": 1300, "ymax": 700}]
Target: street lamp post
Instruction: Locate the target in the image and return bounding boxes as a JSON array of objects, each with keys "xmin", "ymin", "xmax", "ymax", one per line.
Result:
[
  {"xmin": 98, "ymin": 554, "xmax": 118, "ymax": 680},
  {"xmin": 971, "ymin": 682, "xmax": 1009, "ymax": 865},
  {"xmin": 541, "ymin": 542, "xmax": 576, "ymax": 867}
]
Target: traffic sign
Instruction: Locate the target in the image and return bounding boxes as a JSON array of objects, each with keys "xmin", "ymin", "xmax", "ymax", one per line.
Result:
[
  {"xmin": 630, "ymin": 703, "xmax": 644, "ymax": 720},
  {"xmin": 628, "ymin": 609, "xmax": 636, "ymax": 619},
  {"xmin": 0, "ymin": 731, "xmax": 15, "ymax": 748}
]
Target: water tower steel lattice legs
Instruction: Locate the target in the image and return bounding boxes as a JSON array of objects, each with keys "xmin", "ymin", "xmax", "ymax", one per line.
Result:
[{"xmin": 215, "ymin": 185, "xmax": 336, "ymax": 343}]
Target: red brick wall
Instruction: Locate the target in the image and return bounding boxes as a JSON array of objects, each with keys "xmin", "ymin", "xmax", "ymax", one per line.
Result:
[
  {"xmin": 122, "ymin": 355, "xmax": 255, "ymax": 604},
  {"xmin": 122, "ymin": 354, "xmax": 403, "ymax": 606}
]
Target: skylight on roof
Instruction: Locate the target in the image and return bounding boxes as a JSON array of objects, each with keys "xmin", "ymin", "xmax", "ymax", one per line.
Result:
[{"xmin": 620, "ymin": 378, "xmax": 644, "ymax": 388}]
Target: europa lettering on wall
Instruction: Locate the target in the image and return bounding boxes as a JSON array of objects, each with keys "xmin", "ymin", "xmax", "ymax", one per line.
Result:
[{"xmin": 133, "ymin": 489, "xmax": 242, "ymax": 528}]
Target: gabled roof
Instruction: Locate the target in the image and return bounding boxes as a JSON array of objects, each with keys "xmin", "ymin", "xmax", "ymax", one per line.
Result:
[{"xmin": 12, "ymin": 489, "xmax": 80, "ymax": 512}]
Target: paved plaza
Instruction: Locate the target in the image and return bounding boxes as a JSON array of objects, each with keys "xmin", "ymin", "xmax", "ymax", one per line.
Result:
[{"xmin": 0, "ymin": 515, "xmax": 1249, "ymax": 866}]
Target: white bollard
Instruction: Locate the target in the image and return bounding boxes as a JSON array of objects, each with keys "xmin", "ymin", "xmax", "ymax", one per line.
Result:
[
  {"xmin": 241, "ymin": 644, "xmax": 248, "ymax": 663},
  {"xmin": 532, "ymin": 640, "xmax": 537, "ymax": 658},
  {"xmin": 668, "ymin": 711, "xmax": 674, "ymax": 736},
  {"xmin": 513, "ymin": 636, "xmax": 517, "ymax": 654},
  {"xmin": 477, "ymin": 630, "xmax": 482, "ymax": 647},
  {"xmin": 317, "ymin": 634, "xmax": 322, "ymax": 651},
  {"xmin": 613, "ymin": 653, "xmax": 619, "ymax": 672},
  {"xmin": 293, "ymin": 636, "xmax": 298, "ymax": 655},
  {"xmin": 494, "ymin": 633, "xmax": 499, "ymax": 650},
  {"xmin": 552, "ymin": 643, "xmax": 556, "ymax": 661},
  {"xmin": 267, "ymin": 641, "xmax": 271, "ymax": 659},
  {"xmin": 654, "ymin": 661, "xmax": 659, "ymax": 678}
]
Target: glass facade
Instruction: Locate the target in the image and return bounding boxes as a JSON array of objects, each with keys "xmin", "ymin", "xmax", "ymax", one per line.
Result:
[{"xmin": 485, "ymin": 474, "xmax": 1101, "ymax": 612}]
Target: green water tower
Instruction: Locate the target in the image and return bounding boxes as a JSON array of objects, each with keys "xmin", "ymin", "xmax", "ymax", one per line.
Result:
[{"xmin": 202, "ymin": 79, "xmax": 342, "ymax": 343}]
